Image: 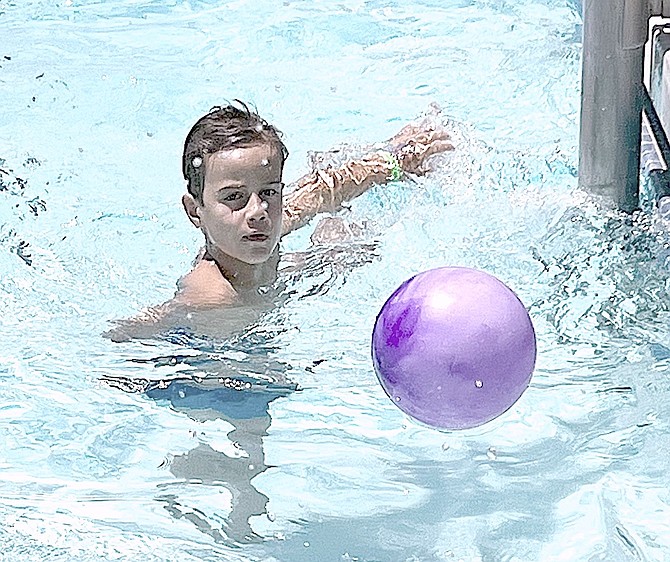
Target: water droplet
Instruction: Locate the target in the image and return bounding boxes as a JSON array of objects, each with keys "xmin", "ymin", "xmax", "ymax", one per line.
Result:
[
  {"xmin": 394, "ymin": 396, "xmax": 401, "ymax": 402},
  {"xmin": 267, "ymin": 511, "xmax": 276, "ymax": 522},
  {"xmin": 245, "ymin": 382, "xmax": 252, "ymax": 389},
  {"xmin": 474, "ymin": 379, "xmax": 483, "ymax": 388},
  {"xmin": 441, "ymin": 443, "xmax": 450, "ymax": 451},
  {"xmin": 486, "ymin": 446, "xmax": 497, "ymax": 460},
  {"xmin": 248, "ymin": 464, "xmax": 255, "ymax": 471},
  {"xmin": 303, "ymin": 541, "xmax": 310, "ymax": 547},
  {"xmin": 169, "ymin": 357, "xmax": 177, "ymax": 366},
  {"xmin": 178, "ymin": 390, "xmax": 185, "ymax": 399}
]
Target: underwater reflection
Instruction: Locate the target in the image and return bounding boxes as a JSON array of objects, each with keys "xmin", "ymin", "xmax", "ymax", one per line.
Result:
[{"xmin": 103, "ymin": 342, "xmax": 296, "ymax": 546}]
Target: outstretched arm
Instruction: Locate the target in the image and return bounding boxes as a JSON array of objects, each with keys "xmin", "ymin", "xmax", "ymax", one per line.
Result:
[{"xmin": 281, "ymin": 115, "xmax": 454, "ymax": 236}]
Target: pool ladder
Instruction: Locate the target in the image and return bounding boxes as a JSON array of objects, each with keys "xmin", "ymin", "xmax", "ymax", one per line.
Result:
[{"xmin": 579, "ymin": 0, "xmax": 670, "ymax": 211}]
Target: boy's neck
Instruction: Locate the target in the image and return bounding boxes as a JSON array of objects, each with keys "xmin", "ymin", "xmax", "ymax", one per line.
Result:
[{"xmin": 204, "ymin": 245, "xmax": 279, "ymax": 295}]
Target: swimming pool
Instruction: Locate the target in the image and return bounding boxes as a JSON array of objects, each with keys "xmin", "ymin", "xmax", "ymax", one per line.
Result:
[{"xmin": 3, "ymin": 0, "xmax": 670, "ymax": 560}]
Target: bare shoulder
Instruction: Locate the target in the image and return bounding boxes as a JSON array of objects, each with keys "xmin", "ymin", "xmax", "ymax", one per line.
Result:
[
  {"xmin": 175, "ymin": 260, "xmax": 238, "ymax": 308},
  {"xmin": 103, "ymin": 263, "xmax": 238, "ymax": 342},
  {"xmin": 103, "ymin": 301, "xmax": 177, "ymax": 342}
]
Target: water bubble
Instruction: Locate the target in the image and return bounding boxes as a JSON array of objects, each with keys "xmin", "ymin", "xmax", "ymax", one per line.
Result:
[
  {"xmin": 441, "ymin": 443, "xmax": 450, "ymax": 451},
  {"xmin": 178, "ymin": 390, "xmax": 185, "ymax": 399},
  {"xmin": 267, "ymin": 512, "xmax": 276, "ymax": 522},
  {"xmin": 303, "ymin": 541, "xmax": 310, "ymax": 547},
  {"xmin": 474, "ymin": 379, "xmax": 483, "ymax": 388},
  {"xmin": 486, "ymin": 446, "xmax": 497, "ymax": 460}
]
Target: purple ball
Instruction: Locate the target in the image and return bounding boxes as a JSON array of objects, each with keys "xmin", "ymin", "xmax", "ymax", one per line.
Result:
[{"xmin": 372, "ymin": 267, "xmax": 536, "ymax": 430}]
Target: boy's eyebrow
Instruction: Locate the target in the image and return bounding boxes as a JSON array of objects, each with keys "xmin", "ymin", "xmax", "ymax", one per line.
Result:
[{"xmin": 216, "ymin": 180, "xmax": 282, "ymax": 191}]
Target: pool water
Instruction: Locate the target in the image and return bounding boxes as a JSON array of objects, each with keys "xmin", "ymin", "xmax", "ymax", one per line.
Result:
[{"xmin": 3, "ymin": 0, "xmax": 670, "ymax": 560}]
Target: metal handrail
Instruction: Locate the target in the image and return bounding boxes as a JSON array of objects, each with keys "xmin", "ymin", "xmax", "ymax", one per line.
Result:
[
  {"xmin": 642, "ymin": 83, "xmax": 670, "ymax": 165},
  {"xmin": 578, "ymin": 0, "xmax": 670, "ymax": 211}
]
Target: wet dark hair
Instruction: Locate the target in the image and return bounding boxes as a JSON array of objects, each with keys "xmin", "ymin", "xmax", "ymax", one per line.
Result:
[{"xmin": 182, "ymin": 101, "xmax": 289, "ymax": 201}]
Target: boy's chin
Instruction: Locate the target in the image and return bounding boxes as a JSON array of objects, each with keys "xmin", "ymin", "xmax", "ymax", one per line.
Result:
[
  {"xmin": 208, "ymin": 240, "xmax": 279, "ymax": 266},
  {"xmin": 243, "ymin": 255, "xmax": 273, "ymax": 265},
  {"xmin": 239, "ymin": 247, "xmax": 279, "ymax": 265}
]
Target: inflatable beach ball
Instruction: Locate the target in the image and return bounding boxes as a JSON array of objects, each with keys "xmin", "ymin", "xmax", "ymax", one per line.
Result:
[{"xmin": 371, "ymin": 267, "xmax": 536, "ymax": 430}]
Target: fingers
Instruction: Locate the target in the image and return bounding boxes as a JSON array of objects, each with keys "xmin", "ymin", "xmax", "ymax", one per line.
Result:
[{"xmin": 425, "ymin": 139, "xmax": 455, "ymax": 156}]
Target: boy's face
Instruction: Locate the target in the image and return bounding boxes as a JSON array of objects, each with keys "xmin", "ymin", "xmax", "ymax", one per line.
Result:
[{"xmin": 184, "ymin": 143, "xmax": 283, "ymax": 265}]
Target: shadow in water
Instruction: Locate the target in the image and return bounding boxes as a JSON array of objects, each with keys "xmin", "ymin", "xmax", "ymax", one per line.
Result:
[
  {"xmin": 149, "ymin": 376, "xmax": 295, "ymax": 545},
  {"xmin": 103, "ymin": 343, "xmax": 297, "ymax": 547}
]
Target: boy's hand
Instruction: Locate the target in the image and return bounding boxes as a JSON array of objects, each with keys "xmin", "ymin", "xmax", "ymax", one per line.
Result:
[{"xmin": 388, "ymin": 120, "xmax": 455, "ymax": 175}]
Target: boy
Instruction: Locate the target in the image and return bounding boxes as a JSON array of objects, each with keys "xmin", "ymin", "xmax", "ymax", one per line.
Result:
[{"xmin": 108, "ymin": 102, "xmax": 453, "ymax": 340}]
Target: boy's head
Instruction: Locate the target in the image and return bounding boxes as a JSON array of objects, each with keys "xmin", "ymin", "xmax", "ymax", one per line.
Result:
[
  {"xmin": 182, "ymin": 103, "xmax": 289, "ymax": 266},
  {"xmin": 182, "ymin": 103, "xmax": 289, "ymax": 202}
]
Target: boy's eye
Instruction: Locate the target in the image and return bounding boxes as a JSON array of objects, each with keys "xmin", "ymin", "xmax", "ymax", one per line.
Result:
[
  {"xmin": 261, "ymin": 184, "xmax": 283, "ymax": 197},
  {"xmin": 223, "ymin": 191, "xmax": 243, "ymax": 202}
]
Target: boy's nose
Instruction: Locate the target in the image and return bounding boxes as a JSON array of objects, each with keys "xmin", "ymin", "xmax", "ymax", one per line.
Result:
[{"xmin": 246, "ymin": 193, "xmax": 268, "ymax": 221}]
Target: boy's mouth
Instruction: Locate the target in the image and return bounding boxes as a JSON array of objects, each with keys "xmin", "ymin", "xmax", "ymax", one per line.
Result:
[{"xmin": 244, "ymin": 233, "xmax": 269, "ymax": 242}]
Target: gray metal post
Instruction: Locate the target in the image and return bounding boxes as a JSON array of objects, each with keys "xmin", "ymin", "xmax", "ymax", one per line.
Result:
[{"xmin": 578, "ymin": 0, "xmax": 648, "ymax": 211}]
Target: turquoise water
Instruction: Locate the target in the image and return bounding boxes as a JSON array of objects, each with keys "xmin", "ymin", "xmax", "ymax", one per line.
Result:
[{"xmin": 3, "ymin": 0, "xmax": 670, "ymax": 560}]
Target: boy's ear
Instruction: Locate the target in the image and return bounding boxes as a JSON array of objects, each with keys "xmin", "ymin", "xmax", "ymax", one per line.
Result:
[{"xmin": 182, "ymin": 193, "xmax": 202, "ymax": 228}]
